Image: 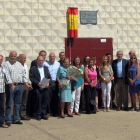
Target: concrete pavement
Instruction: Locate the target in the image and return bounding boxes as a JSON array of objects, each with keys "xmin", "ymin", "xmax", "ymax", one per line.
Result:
[{"xmin": 0, "ymin": 109, "xmax": 140, "ymax": 140}]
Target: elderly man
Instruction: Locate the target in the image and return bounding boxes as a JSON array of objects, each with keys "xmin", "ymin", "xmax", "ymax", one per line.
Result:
[
  {"xmin": 4, "ymin": 51, "xmax": 32, "ymax": 127},
  {"xmin": 112, "ymin": 51, "xmax": 129, "ymax": 111},
  {"xmin": 30, "ymin": 56, "xmax": 51, "ymax": 120},
  {"xmin": 0, "ymin": 55, "xmax": 8, "ymax": 128},
  {"xmin": 30, "ymin": 50, "xmax": 47, "ymax": 68},
  {"xmin": 58, "ymin": 52, "xmax": 65, "ymax": 67},
  {"xmin": 44, "ymin": 53, "xmax": 60, "ymax": 117},
  {"xmin": 18, "ymin": 54, "xmax": 30, "ymax": 120}
]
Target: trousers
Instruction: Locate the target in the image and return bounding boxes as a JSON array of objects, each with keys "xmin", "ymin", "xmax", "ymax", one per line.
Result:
[
  {"xmin": 0, "ymin": 93, "xmax": 4, "ymax": 126},
  {"xmin": 101, "ymin": 82, "xmax": 112, "ymax": 107},
  {"xmin": 70, "ymin": 86, "xmax": 81, "ymax": 113}
]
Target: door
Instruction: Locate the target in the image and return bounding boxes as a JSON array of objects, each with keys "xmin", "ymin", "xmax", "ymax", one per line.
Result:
[{"xmin": 65, "ymin": 38, "xmax": 113, "ymax": 66}]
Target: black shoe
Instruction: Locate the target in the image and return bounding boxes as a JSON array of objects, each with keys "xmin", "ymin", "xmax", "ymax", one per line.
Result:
[
  {"xmin": 123, "ymin": 107, "xmax": 129, "ymax": 111},
  {"xmin": 5, "ymin": 122, "xmax": 11, "ymax": 127},
  {"xmin": 112, "ymin": 104, "xmax": 117, "ymax": 108},
  {"xmin": 42, "ymin": 115, "xmax": 48, "ymax": 120},
  {"xmin": 36, "ymin": 117, "xmax": 41, "ymax": 121},
  {"xmin": 67, "ymin": 114, "xmax": 73, "ymax": 117},
  {"xmin": 13, "ymin": 121, "xmax": 23, "ymax": 125},
  {"xmin": 20, "ymin": 116, "xmax": 30, "ymax": 120},
  {"xmin": 61, "ymin": 115, "xmax": 65, "ymax": 118}
]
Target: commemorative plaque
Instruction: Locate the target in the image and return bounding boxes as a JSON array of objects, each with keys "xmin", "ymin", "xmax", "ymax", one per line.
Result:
[{"xmin": 80, "ymin": 11, "xmax": 97, "ymax": 25}]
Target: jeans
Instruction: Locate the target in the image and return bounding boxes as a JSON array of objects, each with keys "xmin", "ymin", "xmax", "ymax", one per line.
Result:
[
  {"xmin": 5, "ymin": 84, "xmax": 22, "ymax": 123},
  {"xmin": 0, "ymin": 93, "xmax": 4, "ymax": 126}
]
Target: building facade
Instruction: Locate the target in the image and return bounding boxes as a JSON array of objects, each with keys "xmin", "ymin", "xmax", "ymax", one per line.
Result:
[{"xmin": 0, "ymin": 0, "xmax": 139, "ymax": 66}]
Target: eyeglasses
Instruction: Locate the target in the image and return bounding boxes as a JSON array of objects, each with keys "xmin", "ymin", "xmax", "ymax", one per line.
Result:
[{"xmin": 131, "ymin": 58, "xmax": 136, "ymax": 59}]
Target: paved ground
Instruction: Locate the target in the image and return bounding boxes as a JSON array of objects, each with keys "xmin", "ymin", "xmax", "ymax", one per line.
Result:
[{"xmin": 0, "ymin": 109, "xmax": 140, "ymax": 140}]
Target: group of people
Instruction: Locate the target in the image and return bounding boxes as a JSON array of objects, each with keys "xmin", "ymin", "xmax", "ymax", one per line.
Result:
[{"xmin": 0, "ymin": 49, "xmax": 140, "ymax": 128}]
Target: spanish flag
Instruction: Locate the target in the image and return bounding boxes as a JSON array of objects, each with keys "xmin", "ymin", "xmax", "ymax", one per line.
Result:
[{"xmin": 68, "ymin": 7, "xmax": 78, "ymax": 38}]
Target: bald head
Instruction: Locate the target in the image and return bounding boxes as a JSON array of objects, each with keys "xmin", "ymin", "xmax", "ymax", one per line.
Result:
[
  {"xmin": 9, "ymin": 51, "xmax": 17, "ymax": 63},
  {"xmin": 49, "ymin": 53, "xmax": 55, "ymax": 64},
  {"xmin": 19, "ymin": 54, "xmax": 26, "ymax": 65},
  {"xmin": 129, "ymin": 50, "xmax": 135, "ymax": 58}
]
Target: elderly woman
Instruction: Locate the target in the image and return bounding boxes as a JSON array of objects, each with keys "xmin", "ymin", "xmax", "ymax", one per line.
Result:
[
  {"xmin": 84, "ymin": 58, "xmax": 97, "ymax": 114},
  {"xmin": 57, "ymin": 58, "xmax": 73, "ymax": 118}
]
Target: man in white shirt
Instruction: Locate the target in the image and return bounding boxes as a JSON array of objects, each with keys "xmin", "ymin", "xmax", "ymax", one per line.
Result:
[
  {"xmin": 19, "ymin": 54, "xmax": 30, "ymax": 120},
  {"xmin": 44, "ymin": 53, "xmax": 60, "ymax": 117}
]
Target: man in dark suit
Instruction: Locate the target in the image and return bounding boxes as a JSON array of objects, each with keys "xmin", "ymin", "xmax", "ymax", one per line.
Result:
[
  {"xmin": 28, "ymin": 50, "xmax": 48, "ymax": 117},
  {"xmin": 112, "ymin": 51, "xmax": 129, "ymax": 111},
  {"xmin": 30, "ymin": 50, "xmax": 47, "ymax": 68},
  {"xmin": 29, "ymin": 56, "xmax": 51, "ymax": 120}
]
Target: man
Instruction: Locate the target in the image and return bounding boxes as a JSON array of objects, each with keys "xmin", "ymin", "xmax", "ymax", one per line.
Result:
[
  {"xmin": 44, "ymin": 53, "xmax": 60, "ymax": 117},
  {"xmin": 4, "ymin": 51, "xmax": 32, "ymax": 127},
  {"xmin": 18, "ymin": 54, "xmax": 30, "ymax": 120},
  {"xmin": 0, "ymin": 55, "xmax": 8, "ymax": 128},
  {"xmin": 112, "ymin": 51, "xmax": 129, "ymax": 111},
  {"xmin": 30, "ymin": 50, "xmax": 47, "ymax": 68},
  {"xmin": 129, "ymin": 50, "xmax": 140, "ymax": 65},
  {"xmin": 29, "ymin": 50, "xmax": 47, "ymax": 116},
  {"xmin": 30, "ymin": 56, "xmax": 51, "ymax": 120},
  {"xmin": 106, "ymin": 52, "xmax": 116, "ymax": 108},
  {"xmin": 58, "ymin": 52, "xmax": 65, "ymax": 66}
]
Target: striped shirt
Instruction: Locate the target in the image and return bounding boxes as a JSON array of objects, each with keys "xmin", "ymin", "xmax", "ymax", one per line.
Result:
[
  {"xmin": 4, "ymin": 60, "xmax": 27, "ymax": 84},
  {"xmin": 0, "ymin": 66, "xmax": 5, "ymax": 93}
]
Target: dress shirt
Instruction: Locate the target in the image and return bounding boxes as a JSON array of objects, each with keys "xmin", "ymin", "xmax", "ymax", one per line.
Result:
[
  {"xmin": 0, "ymin": 65, "xmax": 5, "ymax": 93},
  {"xmin": 44, "ymin": 61, "xmax": 60, "ymax": 81},
  {"xmin": 117, "ymin": 59, "xmax": 123, "ymax": 77},
  {"xmin": 4, "ymin": 61, "xmax": 27, "ymax": 84},
  {"xmin": 37, "ymin": 65, "xmax": 45, "ymax": 82},
  {"xmin": 23, "ymin": 63, "xmax": 28, "ymax": 82}
]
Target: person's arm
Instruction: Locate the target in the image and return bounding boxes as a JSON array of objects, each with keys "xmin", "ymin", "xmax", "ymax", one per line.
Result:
[
  {"xmin": 106, "ymin": 66, "xmax": 113, "ymax": 84},
  {"xmin": 3, "ymin": 62, "xmax": 15, "ymax": 91},
  {"xmin": 29, "ymin": 67, "xmax": 40, "ymax": 86},
  {"xmin": 84, "ymin": 67, "xmax": 94, "ymax": 87},
  {"xmin": 56, "ymin": 67, "xmax": 62, "ymax": 88},
  {"xmin": 81, "ymin": 67, "xmax": 84, "ymax": 90},
  {"xmin": 131, "ymin": 65, "xmax": 140, "ymax": 85}
]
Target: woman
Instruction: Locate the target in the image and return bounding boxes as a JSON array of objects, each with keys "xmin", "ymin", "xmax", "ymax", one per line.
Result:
[
  {"xmin": 128, "ymin": 54, "xmax": 140, "ymax": 111},
  {"xmin": 70, "ymin": 56, "xmax": 84, "ymax": 115},
  {"xmin": 99, "ymin": 56, "xmax": 113, "ymax": 112},
  {"xmin": 57, "ymin": 58, "xmax": 73, "ymax": 118},
  {"xmin": 92, "ymin": 56, "xmax": 101, "ymax": 112},
  {"xmin": 84, "ymin": 58, "xmax": 97, "ymax": 114},
  {"xmin": 83, "ymin": 55, "xmax": 90, "ymax": 67}
]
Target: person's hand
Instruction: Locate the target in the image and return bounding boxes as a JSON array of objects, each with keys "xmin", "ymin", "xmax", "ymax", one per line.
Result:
[
  {"xmin": 66, "ymin": 76, "xmax": 71, "ymax": 80},
  {"xmin": 90, "ymin": 83, "xmax": 94, "ymax": 88},
  {"xmin": 38, "ymin": 82, "xmax": 42, "ymax": 87},
  {"xmin": 59, "ymin": 82, "xmax": 62, "ymax": 88},
  {"xmin": 45, "ymin": 83, "xmax": 49, "ymax": 88},
  {"xmin": 105, "ymin": 79, "xmax": 110, "ymax": 84},
  {"xmin": 81, "ymin": 86, "xmax": 84, "ymax": 91},
  {"xmin": 25, "ymin": 83, "xmax": 33, "ymax": 90},
  {"xmin": 129, "ymin": 79, "xmax": 134, "ymax": 85},
  {"xmin": 11, "ymin": 84, "xmax": 15, "ymax": 92}
]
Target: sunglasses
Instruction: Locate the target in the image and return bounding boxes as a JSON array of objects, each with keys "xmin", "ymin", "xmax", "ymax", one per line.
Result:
[{"xmin": 131, "ymin": 58, "xmax": 136, "ymax": 59}]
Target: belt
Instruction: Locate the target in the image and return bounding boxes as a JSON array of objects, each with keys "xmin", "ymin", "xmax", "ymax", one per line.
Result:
[
  {"xmin": 117, "ymin": 77, "xmax": 123, "ymax": 79},
  {"xmin": 13, "ymin": 83, "xmax": 24, "ymax": 86}
]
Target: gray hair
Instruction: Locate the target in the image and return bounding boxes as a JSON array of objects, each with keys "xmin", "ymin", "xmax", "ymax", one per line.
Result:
[{"xmin": 116, "ymin": 50, "xmax": 123, "ymax": 55}]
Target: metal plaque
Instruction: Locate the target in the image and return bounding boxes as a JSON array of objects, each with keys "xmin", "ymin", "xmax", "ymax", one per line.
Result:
[{"xmin": 80, "ymin": 11, "xmax": 97, "ymax": 25}]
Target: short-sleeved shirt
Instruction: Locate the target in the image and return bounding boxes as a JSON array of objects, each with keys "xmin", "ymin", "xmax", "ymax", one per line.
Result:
[
  {"xmin": 99, "ymin": 65, "xmax": 113, "ymax": 83},
  {"xmin": 73, "ymin": 66, "xmax": 84, "ymax": 87}
]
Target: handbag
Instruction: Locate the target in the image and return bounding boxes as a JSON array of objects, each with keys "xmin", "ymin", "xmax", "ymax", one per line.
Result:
[{"xmin": 89, "ymin": 99, "xmax": 96, "ymax": 106}]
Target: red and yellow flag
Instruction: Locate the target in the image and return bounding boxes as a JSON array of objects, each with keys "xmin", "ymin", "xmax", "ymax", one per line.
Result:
[{"xmin": 68, "ymin": 7, "xmax": 78, "ymax": 38}]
